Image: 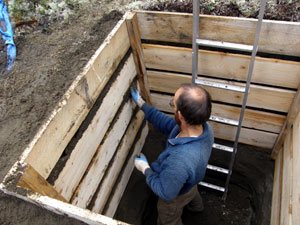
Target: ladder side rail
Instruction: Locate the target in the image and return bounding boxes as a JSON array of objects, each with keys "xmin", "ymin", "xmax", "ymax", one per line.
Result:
[
  {"xmin": 222, "ymin": 0, "xmax": 267, "ymax": 201},
  {"xmin": 192, "ymin": 0, "xmax": 200, "ymax": 84}
]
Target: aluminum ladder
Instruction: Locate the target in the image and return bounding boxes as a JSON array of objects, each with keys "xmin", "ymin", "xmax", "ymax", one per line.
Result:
[{"xmin": 192, "ymin": 0, "xmax": 267, "ymax": 200}]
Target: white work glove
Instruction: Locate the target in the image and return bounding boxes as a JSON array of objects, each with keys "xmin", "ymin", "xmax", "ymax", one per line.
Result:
[
  {"xmin": 130, "ymin": 87, "xmax": 145, "ymax": 108},
  {"xmin": 134, "ymin": 153, "xmax": 150, "ymax": 174}
]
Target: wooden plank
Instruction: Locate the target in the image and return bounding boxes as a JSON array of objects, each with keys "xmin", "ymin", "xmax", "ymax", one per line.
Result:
[
  {"xmin": 54, "ymin": 55, "xmax": 137, "ymax": 201},
  {"xmin": 92, "ymin": 110, "xmax": 145, "ymax": 213},
  {"xmin": 148, "ymin": 70, "xmax": 294, "ymax": 113},
  {"xmin": 292, "ymin": 111, "xmax": 300, "ymax": 225},
  {"xmin": 280, "ymin": 130, "xmax": 293, "ymax": 225},
  {"xmin": 17, "ymin": 164, "xmax": 67, "ymax": 203},
  {"xmin": 210, "ymin": 122, "xmax": 277, "ymax": 149},
  {"xmin": 150, "ymin": 93, "xmax": 284, "ymax": 133},
  {"xmin": 136, "ymin": 11, "xmax": 300, "ymax": 56},
  {"xmin": 272, "ymin": 86, "xmax": 300, "ymax": 158},
  {"xmin": 71, "ymin": 100, "xmax": 135, "ymax": 208},
  {"xmin": 163, "ymin": 111, "xmax": 276, "ymax": 148},
  {"xmin": 143, "ymin": 44, "xmax": 300, "ymax": 89},
  {"xmin": 0, "ymin": 187, "xmax": 130, "ymax": 225},
  {"xmin": 103, "ymin": 124, "xmax": 149, "ymax": 217},
  {"xmin": 24, "ymin": 16, "xmax": 131, "ymax": 179},
  {"xmin": 126, "ymin": 12, "xmax": 151, "ymax": 104},
  {"xmin": 270, "ymin": 148, "xmax": 283, "ymax": 225}
]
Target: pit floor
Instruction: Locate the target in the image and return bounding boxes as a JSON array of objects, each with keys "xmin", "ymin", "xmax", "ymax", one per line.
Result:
[{"xmin": 115, "ymin": 129, "xmax": 274, "ymax": 225}]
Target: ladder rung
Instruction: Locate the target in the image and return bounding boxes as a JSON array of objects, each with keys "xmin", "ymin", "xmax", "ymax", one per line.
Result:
[
  {"xmin": 196, "ymin": 39, "xmax": 253, "ymax": 52},
  {"xmin": 207, "ymin": 164, "xmax": 229, "ymax": 174},
  {"xmin": 209, "ymin": 115, "xmax": 238, "ymax": 126},
  {"xmin": 199, "ymin": 181, "xmax": 225, "ymax": 192},
  {"xmin": 212, "ymin": 143, "xmax": 234, "ymax": 153},
  {"xmin": 195, "ymin": 79, "xmax": 245, "ymax": 93}
]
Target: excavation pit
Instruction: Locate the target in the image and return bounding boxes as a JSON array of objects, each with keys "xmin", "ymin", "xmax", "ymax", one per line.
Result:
[{"xmin": 0, "ymin": 11, "xmax": 299, "ymax": 225}]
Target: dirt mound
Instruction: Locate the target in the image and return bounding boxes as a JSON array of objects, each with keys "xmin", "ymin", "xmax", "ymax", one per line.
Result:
[{"xmin": 145, "ymin": 0, "xmax": 300, "ymax": 21}]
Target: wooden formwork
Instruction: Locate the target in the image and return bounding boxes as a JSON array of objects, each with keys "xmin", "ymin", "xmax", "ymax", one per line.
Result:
[
  {"xmin": 0, "ymin": 12, "xmax": 148, "ymax": 224},
  {"xmin": 136, "ymin": 11, "xmax": 300, "ymax": 149},
  {"xmin": 0, "ymin": 10, "xmax": 299, "ymax": 224}
]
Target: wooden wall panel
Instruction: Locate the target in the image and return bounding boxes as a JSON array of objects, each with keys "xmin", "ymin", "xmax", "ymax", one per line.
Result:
[
  {"xmin": 148, "ymin": 71, "xmax": 294, "ymax": 113},
  {"xmin": 71, "ymin": 100, "xmax": 135, "ymax": 208},
  {"xmin": 150, "ymin": 93, "xmax": 284, "ymax": 133},
  {"xmin": 280, "ymin": 129, "xmax": 293, "ymax": 225},
  {"xmin": 54, "ymin": 55, "xmax": 137, "ymax": 201},
  {"xmin": 292, "ymin": 111, "xmax": 300, "ymax": 224},
  {"xmin": 143, "ymin": 44, "xmax": 300, "ymax": 89},
  {"xmin": 102, "ymin": 124, "xmax": 149, "ymax": 217},
  {"xmin": 271, "ymin": 111, "xmax": 300, "ymax": 224},
  {"xmin": 210, "ymin": 122, "xmax": 277, "ymax": 149},
  {"xmin": 137, "ymin": 11, "xmax": 300, "ymax": 56},
  {"xmin": 92, "ymin": 111, "xmax": 145, "ymax": 213},
  {"xmin": 24, "ymin": 19, "xmax": 131, "ymax": 179},
  {"xmin": 270, "ymin": 149, "xmax": 283, "ymax": 225}
]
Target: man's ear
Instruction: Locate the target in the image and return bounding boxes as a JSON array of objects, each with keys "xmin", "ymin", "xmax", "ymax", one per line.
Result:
[{"xmin": 178, "ymin": 110, "xmax": 184, "ymax": 120}]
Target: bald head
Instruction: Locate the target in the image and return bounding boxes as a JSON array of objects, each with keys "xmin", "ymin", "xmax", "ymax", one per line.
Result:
[{"xmin": 175, "ymin": 84, "xmax": 211, "ymax": 125}]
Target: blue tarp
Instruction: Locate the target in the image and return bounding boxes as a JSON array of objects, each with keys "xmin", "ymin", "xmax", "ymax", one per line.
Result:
[{"xmin": 0, "ymin": 0, "xmax": 16, "ymax": 71}]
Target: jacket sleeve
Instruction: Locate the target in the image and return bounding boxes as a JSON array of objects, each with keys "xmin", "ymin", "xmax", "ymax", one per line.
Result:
[
  {"xmin": 144, "ymin": 153, "xmax": 189, "ymax": 201},
  {"xmin": 141, "ymin": 104, "xmax": 176, "ymax": 136}
]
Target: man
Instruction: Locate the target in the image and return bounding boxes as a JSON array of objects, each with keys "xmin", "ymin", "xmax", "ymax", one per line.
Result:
[{"xmin": 131, "ymin": 83, "xmax": 214, "ymax": 225}]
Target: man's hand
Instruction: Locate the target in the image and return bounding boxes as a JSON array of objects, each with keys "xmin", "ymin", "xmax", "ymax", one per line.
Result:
[
  {"xmin": 135, "ymin": 153, "xmax": 150, "ymax": 174},
  {"xmin": 130, "ymin": 87, "xmax": 145, "ymax": 108}
]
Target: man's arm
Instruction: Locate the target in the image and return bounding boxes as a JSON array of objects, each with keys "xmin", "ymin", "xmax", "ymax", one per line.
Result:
[
  {"xmin": 141, "ymin": 104, "xmax": 176, "ymax": 136},
  {"xmin": 144, "ymin": 155, "xmax": 188, "ymax": 201},
  {"xmin": 131, "ymin": 87, "xmax": 176, "ymax": 136}
]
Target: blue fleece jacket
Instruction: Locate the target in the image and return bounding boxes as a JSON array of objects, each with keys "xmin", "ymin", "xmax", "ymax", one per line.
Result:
[{"xmin": 141, "ymin": 104, "xmax": 214, "ymax": 201}]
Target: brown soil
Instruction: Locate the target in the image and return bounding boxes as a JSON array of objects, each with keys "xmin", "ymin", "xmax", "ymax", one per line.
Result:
[
  {"xmin": 0, "ymin": 2, "xmax": 123, "ymax": 224},
  {"xmin": 0, "ymin": 0, "xmax": 296, "ymax": 224},
  {"xmin": 146, "ymin": 0, "xmax": 300, "ymax": 22}
]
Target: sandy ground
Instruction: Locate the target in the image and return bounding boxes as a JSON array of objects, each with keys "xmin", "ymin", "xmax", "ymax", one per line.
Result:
[{"xmin": 0, "ymin": 0, "xmax": 297, "ymax": 224}]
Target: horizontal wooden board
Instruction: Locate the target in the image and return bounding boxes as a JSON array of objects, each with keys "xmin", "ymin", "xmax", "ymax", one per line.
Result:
[
  {"xmin": 54, "ymin": 55, "xmax": 137, "ymax": 201},
  {"xmin": 72, "ymin": 100, "xmax": 135, "ymax": 208},
  {"xmin": 143, "ymin": 44, "xmax": 300, "ymax": 89},
  {"xmin": 150, "ymin": 93, "xmax": 284, "ymax": 133},
  {"xmin": 210, "ymin": 121, "xmax": 277, "ymax": 149},
  {"xmin": 103, "ymin": 124, "xmax": 149, "ymax": 217},
  {"xmin": 136, "ymin": 11, "xmax": 300, "ymax": 56},
  {"xmin": 24, "ymin": 18, "xmax": 131, "ymax": 179},
  {"xmin": 163, "ymin": 111, "xmax": 277, "ymax": 148},
  {"xmin": 148, "ymin": 70, "xmax": 295, "ymax": 113},
  {"xmin": 92, "ymin": 110, "xmax": 145, "ymax": 213}
]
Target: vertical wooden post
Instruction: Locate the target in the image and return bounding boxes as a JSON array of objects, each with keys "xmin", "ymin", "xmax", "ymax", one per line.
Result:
[
  {"xmin": 280, "ymin": 129, "xmax": 293, "ymax": 225},
  {"xmin": 272, "ymin": 86, "xmax": 300, "ymax": 159},
  {"xmin": 126, "ymin": 12, "xmax": 151, "ymax": 105},
  {"xmin": 17, "ymin": 164, "xmax": 67, "ymax": 203},
  {"xmin": 270, "ymin": 148, "xmax": 283, "ymax": 225},
  {"xmin": 292, "ymin": 111, "xmax": 300, "ymax": 225}
]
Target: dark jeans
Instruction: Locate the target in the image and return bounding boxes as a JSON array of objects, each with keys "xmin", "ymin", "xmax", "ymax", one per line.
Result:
[{"xmin": 157, "ymin": 185, "xmax": 203, "ymax": 225}]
